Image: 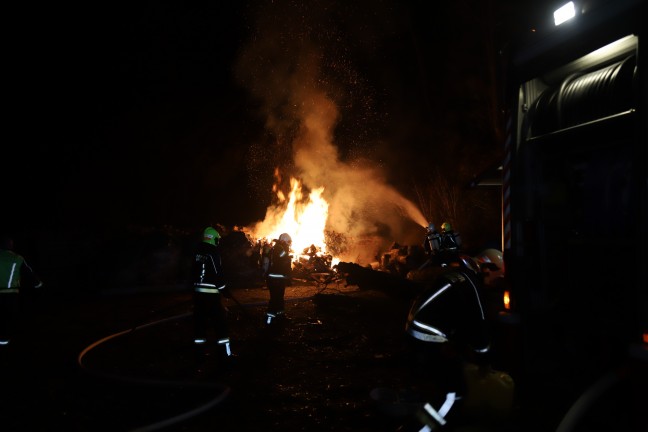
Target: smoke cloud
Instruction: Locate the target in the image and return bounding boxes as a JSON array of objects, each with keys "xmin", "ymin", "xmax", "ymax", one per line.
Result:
[{"xmin": 236, "ymin": 0, "xmax": 427, "ymax": 262}]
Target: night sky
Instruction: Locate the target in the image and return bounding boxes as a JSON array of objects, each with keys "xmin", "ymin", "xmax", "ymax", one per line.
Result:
[{"xmin": 7, "ymin": 0, "xmax": 531, "ymax": 238}]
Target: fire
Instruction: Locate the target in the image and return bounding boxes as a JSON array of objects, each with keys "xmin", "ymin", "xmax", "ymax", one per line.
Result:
[
  {"xmin": 247, "ymin": 174, "xmax": 333, "ymax": 263},
  {"xmin": 503, "ymin": 290, "xmax": 511, "ymax": 310}
]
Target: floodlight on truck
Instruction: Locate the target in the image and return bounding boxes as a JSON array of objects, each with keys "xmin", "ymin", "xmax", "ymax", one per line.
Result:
[{"xmin": 554, "ymin": 2, "xmax": 576, "ymax": 26}]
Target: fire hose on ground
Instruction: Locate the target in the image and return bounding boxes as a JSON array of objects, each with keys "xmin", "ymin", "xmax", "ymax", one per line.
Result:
[
  {"xmin": 77, "ymin": 312, "xmax": 231, "ymax": 432},
  {"xmin": 76, "ymin": 285, "xmax": 336, "ymax": 431}
]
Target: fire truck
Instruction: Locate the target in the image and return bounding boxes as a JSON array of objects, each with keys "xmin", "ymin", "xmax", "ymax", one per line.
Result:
[{"xmin": 491, "ymin": 0, "xmax": 647, "ymax": 429}]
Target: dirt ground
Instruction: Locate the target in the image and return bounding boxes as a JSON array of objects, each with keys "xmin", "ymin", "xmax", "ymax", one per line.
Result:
[{"xmin": 1, "ymin": 277, "xmax": 521, "ymax": 432}]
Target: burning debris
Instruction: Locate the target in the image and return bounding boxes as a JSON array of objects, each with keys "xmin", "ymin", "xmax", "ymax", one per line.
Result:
[
  {"xmin": 292, "ymin": 244, "xmax": 338, "ymax": 288},
  {"xmin": 249, "ymin": 236, "xmax": 343, "ymax": 289},
  {"xmin": 242, "ymin": 170, "xmax": 427, "ymax": 272},
  {"xmin": 295, "ymin": 244, "xmax": 334, "ymax": 274},
  {"xmin": 243, "ymin": 174, "xmax": 333, "ymax": 262},
  {"xmin": 378, "ymin": 242, "xmax": 427, "ymax": 277}
]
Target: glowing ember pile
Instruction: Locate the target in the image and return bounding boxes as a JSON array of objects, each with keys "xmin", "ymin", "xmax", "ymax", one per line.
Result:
[{"xmin": 244, "ymin": 171, "xmax": 337, "ymax": 265}]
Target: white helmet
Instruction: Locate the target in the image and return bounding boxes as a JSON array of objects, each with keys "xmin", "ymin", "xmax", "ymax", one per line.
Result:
[
  {"xmin": 278, "ymin": 233, "xmax": 292, "ymax": 244},
  {"xmin": 474, "ymin": 248, "xmax": 504, "ymax": 271},
  {"xmin": 474, "ymin": 248, "xmax": 504, "ymax": 286}
]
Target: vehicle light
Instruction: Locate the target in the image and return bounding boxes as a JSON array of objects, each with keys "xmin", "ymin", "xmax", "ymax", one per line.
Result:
[
  {"xmin": 643, "ymin": 332, "xmax": 648, "ymax": 345},
  {"xmin": 503, "ymin": 290, "xmax": 511, "ymax": 310},
  {"xmin": 554, "ymin": 2, "xmax": 576, "ymax": 26}
]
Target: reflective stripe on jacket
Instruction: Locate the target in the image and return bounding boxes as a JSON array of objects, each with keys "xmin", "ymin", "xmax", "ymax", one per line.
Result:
[
  {"xmin": 194, "ymin": 283, "xmax": 227, "ymax": 294},
  {"xmin": 191, "ymin": 241, "xmax": 226, "ymax": 290},
  {"xmin": 268, "ymin": 241, "xmax": 292, "ymax": 279},
  {"xmin": 0, "ymin": 249, "xmax": 24, "ymax": 291}
]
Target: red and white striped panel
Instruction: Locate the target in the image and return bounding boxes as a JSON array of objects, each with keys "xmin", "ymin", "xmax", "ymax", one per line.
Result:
[{"xmin": 502, "ymin": 115, "xmax": 512, "ymax": 252}]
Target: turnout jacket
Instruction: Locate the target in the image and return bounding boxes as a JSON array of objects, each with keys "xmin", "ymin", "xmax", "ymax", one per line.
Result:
[
  {"xmin": 0, "ymin": 249, "xmax": 42, "ymax": 293},
  {"xmin": 191, "ymin": 241, "xmax": 226, "ymax": 293},
  {"xmin": 267, "ymin": 240, "xmax": 292, "ymax": 279}
]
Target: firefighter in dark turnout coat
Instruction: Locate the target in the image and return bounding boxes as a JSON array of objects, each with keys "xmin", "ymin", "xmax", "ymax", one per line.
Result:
[
  {"xmin": 0, "ymin": 235, "xmax": 43, "ymax": 347},
  {"xmin": 403, "ymin": 256, "xmax": 495, "ymax": 430},
  {"xmin": 191, "ymin": 227, "xmax": 232, "ymax": 357},
  {"xmin": 265, "ymin": 233, "xmax": 292, "ymax": 325}
]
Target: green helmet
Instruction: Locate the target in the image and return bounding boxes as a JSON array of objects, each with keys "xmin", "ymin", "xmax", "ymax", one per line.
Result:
[
  {"xmin": 202, "ymin": 227, "xmax": 221, "ymax": 245},
  {"xmin": 441, "ymin": 222, "xmax": 452, "ymax": 232}
]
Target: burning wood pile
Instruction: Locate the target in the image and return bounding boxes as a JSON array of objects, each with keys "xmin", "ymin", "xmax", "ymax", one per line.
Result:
[{"xmin": 239, "ymin": 171, "xmax": 431, "ymax": 291}]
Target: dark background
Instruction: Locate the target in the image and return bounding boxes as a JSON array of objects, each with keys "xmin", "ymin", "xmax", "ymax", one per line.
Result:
[
  {"xmin": 7, "ymin": 1, "xmax": 535, "ymax": 226},
  {"xmin": 5, "ymin": 0, "xmax": 541, "ymax": 290},
  {"xmin": 4, "ymin": 3, "xmax": 646, "ymax": 430}
]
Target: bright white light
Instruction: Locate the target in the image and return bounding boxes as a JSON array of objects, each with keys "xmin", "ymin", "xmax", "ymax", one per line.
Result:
[{"xmin": 554, "ymin": 2, "xmax": 576, "ymax": 26}]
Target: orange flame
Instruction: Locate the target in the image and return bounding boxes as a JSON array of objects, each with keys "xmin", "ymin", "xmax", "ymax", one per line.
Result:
[
  {"xmin": 503, "ymin": 290, "xmax": 511, "ymax": 310},
  {"xmin": 247, "ymin": 175, "xmax": 332, "ymax": 262}
]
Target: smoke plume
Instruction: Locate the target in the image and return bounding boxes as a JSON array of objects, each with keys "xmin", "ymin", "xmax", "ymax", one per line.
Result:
[{"xmin": 236, "ymin": 0, "xmax": 427, "ymax": 262}]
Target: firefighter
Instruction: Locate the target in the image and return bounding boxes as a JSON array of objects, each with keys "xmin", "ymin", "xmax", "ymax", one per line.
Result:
[
  {"xmin": 265, "ymin": 232, "xmax": 292, "ymax": 325},
  {"xmin": 0, "ymin": 235, "xmax": 43, "ymax": 347},
  {"xmin": 402, "ymin": 257, "xmax": 498, "ymax": 430},
  {"xmin": 473, "ymin": 248, "xmax": 505, "ymax": 288},
  {"xmin": 473, "ymin": 248, "xmax": 508, "ymax": 322},
  {"xmin": 439, "ymin": 222, "xmax": 462, "ymax": 253},
  {"xmin": 418, "ymin": 221, "xmax": 461, "ymax": 272},
  {"xmin": 191, "ymin": 227, "xmax": 233, "ymax": 358},
  {"xmin": 423, "ymin": 222, "xmax": 441, "ymax": 256}
]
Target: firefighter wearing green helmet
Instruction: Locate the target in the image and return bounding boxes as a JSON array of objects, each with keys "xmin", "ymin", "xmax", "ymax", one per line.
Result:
[
  {"xmin": 191, "ymin": 226, "xmax": 232, "ymax": 358},
  {"xmin": 439, "ymin": 222, "xmax": 462, "ymax": 257}
]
